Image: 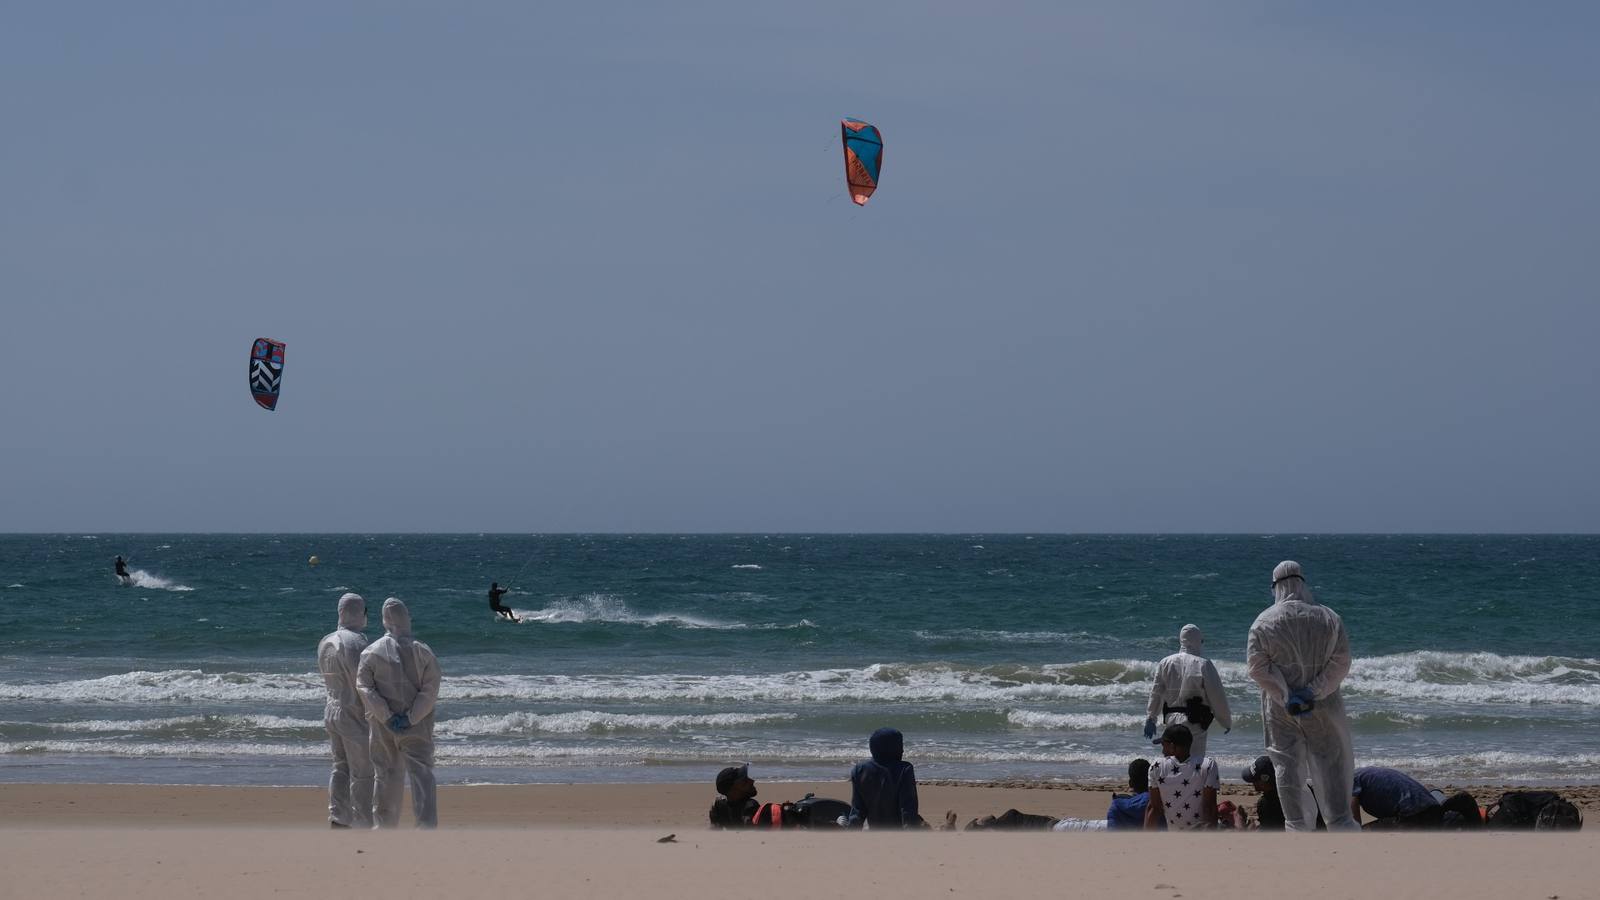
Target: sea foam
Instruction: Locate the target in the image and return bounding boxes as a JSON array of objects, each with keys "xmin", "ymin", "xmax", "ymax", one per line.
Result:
[
  {"xmin": 517, "ymin": 594, "xmax": 738, "ymax": 629},
  {"xmin": 126, "ymin": 570, "xmax": 194, "ymax": 592},
  {"xmin": 4, "ymin": 652, "xmax": 1595, "ymax": 708}
]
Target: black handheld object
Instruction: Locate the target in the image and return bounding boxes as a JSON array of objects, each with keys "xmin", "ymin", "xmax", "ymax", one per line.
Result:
[{"xmin": 1285, "ymin": 695, "xmax": 1315, "ymax": 716}]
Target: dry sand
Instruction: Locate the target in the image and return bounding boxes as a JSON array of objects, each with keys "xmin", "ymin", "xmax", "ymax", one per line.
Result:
[{"xmin": 1, "ymin": 783, "xmax": 1594, "ymax": 900}]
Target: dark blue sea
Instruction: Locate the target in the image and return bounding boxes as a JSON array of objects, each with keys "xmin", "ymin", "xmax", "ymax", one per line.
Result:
[{"xmin": 2, "ymin": 534, "xmax": 1595, "ymax": 786}]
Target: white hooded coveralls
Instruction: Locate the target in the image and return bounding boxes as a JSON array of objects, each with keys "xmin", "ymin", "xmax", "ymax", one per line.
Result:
[
  {"xmin": 317, "ymin": 592, "xmax": 371, "ymax": 828},
  {"xmin": 1246, "ymin": 561, "xmax": 1358, "ymax": 831},
  {"xmin": 357, "ymin": 598, "xmax": 442, "ymax": 829},
  {"xmin": 1147, "ymin": 624, "xmax": 1232, "ymax": 762}
]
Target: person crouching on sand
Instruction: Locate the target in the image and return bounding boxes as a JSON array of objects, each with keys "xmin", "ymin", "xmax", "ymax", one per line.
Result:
[{"xmin": 1145, "ymin": 723, "xmax": 1218, "ymax": 830}]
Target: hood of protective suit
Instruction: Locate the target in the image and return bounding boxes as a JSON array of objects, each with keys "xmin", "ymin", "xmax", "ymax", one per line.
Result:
[
  {"xmin": 1179, "ymin": 624, "xmax": 1203, "ymax": 654},
  {"xmin": 869, "ymin": 727, "xmax": 903, "ymax": 765},
  {"xmin": 382, "ymin": 598, "xmax": 413, "ymax": 640},
  {"xmin": 1271, "ymin": 560, "xmax": 1317, "ymax": 605},
  {"xmin": 337, "ymin": 593, "xmax": 367, "ymax": 630}
]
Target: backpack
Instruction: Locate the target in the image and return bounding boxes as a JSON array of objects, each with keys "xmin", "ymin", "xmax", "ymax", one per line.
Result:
[
  {"xmin": 748, "ymin": 795, "xmax": 852, "ymax": 829},
  {"xmin": 1485, "ymin": 791, "xmax": 1574, "ymax": 830},
  {"xmin": 1535, "ymin": 799, "xmax": 1583, "ymax": 831},
  {"xmin": 789, "ymin": 794, "xmax": 851, "ymax": 828}
]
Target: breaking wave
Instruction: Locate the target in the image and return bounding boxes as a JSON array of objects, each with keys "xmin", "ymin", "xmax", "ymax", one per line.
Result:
[
  {"xmin": 439, "ymin": 711, "xmax": 797, "ymax": 736},
  {"xmin": 2, "ymin": 652, "xmax": 1593, "ymax": 709},
  {"xmin": 1006, "ymin": 711, "xmax": 1147, "ymax": 730}
]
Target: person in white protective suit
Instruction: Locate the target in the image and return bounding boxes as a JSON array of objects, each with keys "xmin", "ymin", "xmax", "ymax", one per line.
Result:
[
  {"xmin": 1144, "ymin": 624, "xmax": 1232, "ymax": 761},
  {"xmin": 318, "ymin": 592, "xmax": 372, "ymax": 828},
  {"xmin": 1246, "ymin": 561, "xmax": 1359, "ymax": 831},
  {"xmin": 357, "ymin": 597, "xmax": 442, "ymax": 829}
]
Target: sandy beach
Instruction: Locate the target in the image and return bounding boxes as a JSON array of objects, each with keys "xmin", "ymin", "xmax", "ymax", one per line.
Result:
[{"xmin": 1, "ymin": 783, "xmax": 1594, "ymax": 899}]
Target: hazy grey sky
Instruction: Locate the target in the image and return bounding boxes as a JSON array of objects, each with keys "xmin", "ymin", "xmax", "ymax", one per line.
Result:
[{"xmin": 3, "ymin": 2, "xmax": 1597, "ymax": 532}]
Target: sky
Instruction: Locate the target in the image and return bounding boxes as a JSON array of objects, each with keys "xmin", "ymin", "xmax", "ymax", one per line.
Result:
[{"xmin": 2, "ymin": 2, "xmax": 1597, "ymax": 532}]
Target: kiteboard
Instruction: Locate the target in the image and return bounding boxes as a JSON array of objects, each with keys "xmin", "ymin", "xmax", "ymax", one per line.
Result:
[{"xmin": 116, "ymin": 574, "xmax": 132, "ymax": 586}]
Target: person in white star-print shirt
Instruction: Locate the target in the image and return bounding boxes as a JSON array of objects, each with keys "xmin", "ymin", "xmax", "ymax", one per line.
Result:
[{"xmin": 1144, "ymin": 723, "xmax": 1219, "ymax": 830}]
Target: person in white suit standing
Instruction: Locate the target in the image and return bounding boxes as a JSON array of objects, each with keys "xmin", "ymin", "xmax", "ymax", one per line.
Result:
[{"xmin": 357, "ymin": 597, "xmax": 442, "ymax": 829}]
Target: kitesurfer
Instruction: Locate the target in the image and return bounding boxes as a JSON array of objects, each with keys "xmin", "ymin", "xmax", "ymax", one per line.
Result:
[
  {"xmin": 488, "ymin": 581, "xmax": 518, "ymax": 622},
  {"xmin": 115, "ymin": 555, "xmax": 130, "ymax": 583}
]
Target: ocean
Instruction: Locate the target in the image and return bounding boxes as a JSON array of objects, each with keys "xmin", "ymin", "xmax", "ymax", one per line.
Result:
[{"xmin": 1, "ymin": 534, "xmax": 1596, "ymax": 787}]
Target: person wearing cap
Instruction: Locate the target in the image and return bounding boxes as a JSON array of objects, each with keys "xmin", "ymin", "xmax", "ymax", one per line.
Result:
[
  {"xmin": 1144, "ymin": 723, "xmax": 1218, "ymax": 830},
  {"xmin": 1241, "ymin": 755, "xmax": 1287, "ymax": 831},
  {"xmin": 709, "ymin": 764, "xmax": 759, "ymax": 829},
  {"xmin": 1143, "ymin": 624, "xmax": 1232, "ymax": 762},
  {"xmin": 1246, "ymin": 560, "xmax": 1359, "ymax": 831}
]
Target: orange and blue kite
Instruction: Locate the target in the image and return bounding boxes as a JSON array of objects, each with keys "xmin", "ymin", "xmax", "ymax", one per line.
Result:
[{"xmin": 841, "ymin": 118, "xmax": 882, "ymax": 206}]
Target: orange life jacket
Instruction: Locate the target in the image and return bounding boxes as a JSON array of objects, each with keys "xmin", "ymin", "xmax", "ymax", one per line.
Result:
[{"xmin": 750, "ymin": 802, "xmax": 787, "ymax": 828}]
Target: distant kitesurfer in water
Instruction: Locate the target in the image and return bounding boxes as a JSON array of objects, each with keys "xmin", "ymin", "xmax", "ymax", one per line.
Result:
[
  {"xmin": 488, "ymin": 582, "xmax": 518, "ymax": 622},
  {"xmin": 115, "ymin": 555, "xmax": 130, "ymax": 583}
]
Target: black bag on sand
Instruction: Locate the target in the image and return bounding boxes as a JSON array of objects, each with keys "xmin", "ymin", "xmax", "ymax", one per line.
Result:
[
  {"xmin": 1486, "ymin": 791, "xmax": 1581, "ymax": 830},
  {"xmin": 1439, "ymin": 791, "xmax": 1483, "ymax": 830},
  {"xmin": 787, "ymin": 794, "xmax": 852, "ymax": 828},
  {"xmin": 1535, "ymin": 799, "xmax": 1583, "ymax": 831}
]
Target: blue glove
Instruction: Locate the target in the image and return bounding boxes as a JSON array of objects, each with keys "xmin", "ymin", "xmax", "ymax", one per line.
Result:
[
  {"xmin": 388, "ymin": 713, "xmax": 411, "ymax": 732},
  {"xmin": 1285, "ymin": 688, "xmax": 1315, "ymax": 717},
  {"xmin": 1143, "ymin": 717, "xmax": 1157, "ymax": 741}
]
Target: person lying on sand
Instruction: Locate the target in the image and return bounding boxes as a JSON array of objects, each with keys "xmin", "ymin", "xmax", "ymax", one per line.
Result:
[
  {"xmin": 956, "ymin": 758, "xmax": 1157, "ymax": 832},
  {"xmin": 709, "ymin": 764, "xmax": 759, "ymax": 829}
]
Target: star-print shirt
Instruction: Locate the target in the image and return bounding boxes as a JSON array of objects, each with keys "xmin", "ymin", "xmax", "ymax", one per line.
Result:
[{"xmin": 1150, "ymin": 754, "xmax": 1219, "ymax": 830}]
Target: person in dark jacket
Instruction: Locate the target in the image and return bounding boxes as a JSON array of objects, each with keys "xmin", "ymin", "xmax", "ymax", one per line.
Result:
[
  {"xmin": 709, "ymin": 764, "xmax": 759, "ymax": 829},
  {"xmin": 847, "ymin": 728, "xmax": 924, "ymax": 829},
  {"xmin": 1241, "ymin": 755, "xmax": 1286, "ymax": 830}
]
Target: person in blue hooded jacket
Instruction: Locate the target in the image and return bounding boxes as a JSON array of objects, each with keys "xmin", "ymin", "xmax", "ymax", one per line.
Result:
[{"xmin": 847, "ymin": 728, "xmax": 925, "ymax": 829}]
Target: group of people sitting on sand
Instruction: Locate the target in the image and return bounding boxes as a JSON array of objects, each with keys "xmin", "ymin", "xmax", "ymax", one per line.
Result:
[
  {"xmin": 710, "ymin": 724, "xmax": 1582, "ymax": 832},
  {"xmin": 708, "ymin": 559, "xmax": 1584, "ymax": 833}
]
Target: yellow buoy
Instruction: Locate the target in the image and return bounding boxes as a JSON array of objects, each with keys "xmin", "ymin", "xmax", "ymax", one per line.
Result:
[{"xmin": 308, "ymin": 555, "xmax": 320, "ymax": 567}]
